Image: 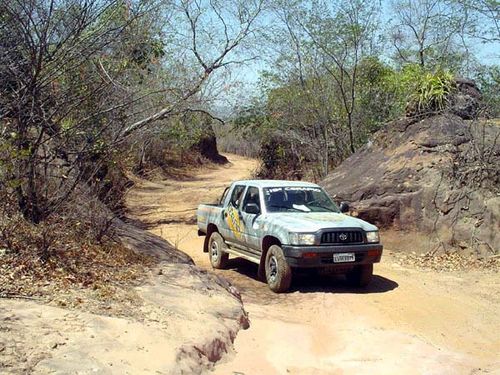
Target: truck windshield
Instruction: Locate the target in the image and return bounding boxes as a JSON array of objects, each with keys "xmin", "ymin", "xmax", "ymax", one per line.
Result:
[{"xmin": 263, "ymin": 187, "xmax": 340, "ymax": 213}]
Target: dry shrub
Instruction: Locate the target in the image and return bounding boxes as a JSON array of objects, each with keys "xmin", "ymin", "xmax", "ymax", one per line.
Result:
[
  {"xmin": 214, "ymin": 122, "xmax": 261, "ymax": 158},
  {"xmin": 256, "ymin": 136, "xmax": 322, "ymax": 181},
  {"xmin": 97, "ymin": 161, "xmax": 134, "ymax": 214},
  {"xmin": 216, "ymin": 132, "xmax": 261, "ymax": 158},
  {"xmin": 129, "ymin": 136, "xmax": 222, "ymax": 181},
  {"xmin": 0, "ymin": 187, "xmax": 154, "ymax": 308}
]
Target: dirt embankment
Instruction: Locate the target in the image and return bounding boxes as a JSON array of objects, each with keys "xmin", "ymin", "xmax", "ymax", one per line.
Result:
[{"xmin": 0, "ymin": 157, "xmax": 255, "ymax": 375}]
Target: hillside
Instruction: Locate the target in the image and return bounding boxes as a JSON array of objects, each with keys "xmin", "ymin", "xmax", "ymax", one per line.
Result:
[{"xmin": 321, "ymin": 114, "xmax": 499, "ymax": 257}]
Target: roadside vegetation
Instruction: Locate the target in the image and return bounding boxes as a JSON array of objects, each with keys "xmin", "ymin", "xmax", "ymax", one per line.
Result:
[
  {"xmin": 0, "ymin": 0, "xmax": 262, "ymax": 300},
  {"xmin": 222, "ymin": 0, "xmax": 499, "ymax": 180}
]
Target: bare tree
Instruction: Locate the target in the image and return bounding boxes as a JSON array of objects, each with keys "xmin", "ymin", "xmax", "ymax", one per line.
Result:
[
  {"xmin": 453, "ymin": 0, "xmax": 500, "ymax": 43},
  {"xmin": 266, "ymin": 0, "xmax": 380, "ymax": 167},
  {"xmin": 389, "ymin": 0, "xmax": 468, "ymax": 69},
  {"xmin": 0, "ymin": 0, "xmax": 263, "ymax": 222}
]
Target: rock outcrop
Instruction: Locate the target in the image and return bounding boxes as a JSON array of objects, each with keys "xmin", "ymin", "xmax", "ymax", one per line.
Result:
[
  {"xmin": 405, "ymin": 77, "xmax": 482, "ymax": 120},
  {"xmin": 321, "ymin": 113, "xmax": 499, "ymax": 257},
  {"xmin": 450, "ymin": 77, "xmax": 482, "ymax": 120},
  {"xmin": 191, "ymin": 125, "xmax": 229, "ymax": 164}
]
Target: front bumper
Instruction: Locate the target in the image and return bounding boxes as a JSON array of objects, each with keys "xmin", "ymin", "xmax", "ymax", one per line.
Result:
[{"xmin": 282, "ymin": 243, "xmax": 383, "ymax": 268}]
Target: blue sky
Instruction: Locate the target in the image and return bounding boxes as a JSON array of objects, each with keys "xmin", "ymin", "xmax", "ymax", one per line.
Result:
[{"xmin": 208, "ymin": 0, "xmax": 499, "ymax": 112}]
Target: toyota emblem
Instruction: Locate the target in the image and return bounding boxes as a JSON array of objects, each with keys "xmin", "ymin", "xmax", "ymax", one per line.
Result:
[{"xmin": 339, "ymin": 233, "xmax": 348, "ymax": 241}]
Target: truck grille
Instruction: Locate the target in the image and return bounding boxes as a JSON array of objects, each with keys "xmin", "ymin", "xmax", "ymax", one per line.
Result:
[{"xmin": 321, "ymin": 231, "xmax": 364, "ymax": 245}]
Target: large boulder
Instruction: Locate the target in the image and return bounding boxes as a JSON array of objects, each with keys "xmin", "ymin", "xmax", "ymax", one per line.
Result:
[
  {"xmin": 321, "ymin": 113, "xmax": 499, "ymax": 257},
  {"xmin": 450, "ymin": 77, "xmax": 482, "ymax": 120}
]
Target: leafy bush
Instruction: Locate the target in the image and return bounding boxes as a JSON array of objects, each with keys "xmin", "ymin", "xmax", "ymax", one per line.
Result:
[
  {"xmin": 474, "ymin": 64, "xmax": 500, "ymax": 118},
  {"xmin": 257, "ymin": 136, "xmax": 305, "ymax": 180},
  {"xmin": 403, "ymin": 66, "xmax": 456, "ymax": 117}
]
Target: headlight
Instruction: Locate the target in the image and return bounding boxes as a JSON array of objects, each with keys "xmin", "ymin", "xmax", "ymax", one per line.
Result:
[
  {"xmin": 289, "ymin": 232, "xmax": 316, "ymax": 245},
  {"xmin": 366, "ymin": 231, "xmax": 379, "ymax": 243}
]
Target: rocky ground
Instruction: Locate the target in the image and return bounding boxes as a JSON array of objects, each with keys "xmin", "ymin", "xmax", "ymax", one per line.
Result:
[{"xmin": 1, "ymin": 264, "xmax": 247, "ymax": 374}]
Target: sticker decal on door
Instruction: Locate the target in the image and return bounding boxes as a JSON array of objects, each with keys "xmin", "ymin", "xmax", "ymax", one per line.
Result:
[{"xmin": 226, "ymin": 204, "xmax": 244, "ymax": 239}]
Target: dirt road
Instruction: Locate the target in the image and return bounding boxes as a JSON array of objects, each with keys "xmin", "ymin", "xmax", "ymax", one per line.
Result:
[{"xmin": 128, "ymin": 153, "xmax": 500, "ymax": 375}]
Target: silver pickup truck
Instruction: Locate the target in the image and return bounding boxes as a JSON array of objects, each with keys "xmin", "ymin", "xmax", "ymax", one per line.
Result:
[{"xmin": 197, "ymin": 180, "xmax": 383, "ymax": 292}]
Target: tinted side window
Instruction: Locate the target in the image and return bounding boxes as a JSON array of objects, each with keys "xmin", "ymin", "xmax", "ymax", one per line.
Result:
[
  {"xmin": 230, "ymin": 185, "xmax": 245, "ymax": 208},
  {"xmin": 242, "ymin": 187, "xmax": 260, "ymax": 210}
]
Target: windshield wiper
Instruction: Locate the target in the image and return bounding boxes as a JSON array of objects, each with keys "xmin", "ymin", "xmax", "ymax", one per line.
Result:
[
  {"xmin": 269, "ymin": 205, "xmax": 301, "ymax": 212},
  {"xmin": 318, "ymin": 207, "xmax": 336, "ymax": 212},
  {"xmin": 306, "ymin": 205, "xmax": 336, "ymax": 212}
]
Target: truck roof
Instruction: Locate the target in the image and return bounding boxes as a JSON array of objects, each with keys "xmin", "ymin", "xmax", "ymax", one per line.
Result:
[{"xmin": 233, "ymin": 180, "xmax": 320, "ymax": 188}]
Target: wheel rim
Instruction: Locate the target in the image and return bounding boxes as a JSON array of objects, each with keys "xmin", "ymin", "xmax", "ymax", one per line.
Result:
[
  {"xmin": 210, "ymin": 240, "xmax": 219, "ymax": 262},
  {"xmin": 268, "ymin": 255, "xmax": 278, "ymax": 282}
]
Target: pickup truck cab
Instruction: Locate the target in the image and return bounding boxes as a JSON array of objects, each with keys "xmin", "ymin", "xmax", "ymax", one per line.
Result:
[{"xmin": 197, "ymin": 180, "xmax": 383, "ymax": 292}]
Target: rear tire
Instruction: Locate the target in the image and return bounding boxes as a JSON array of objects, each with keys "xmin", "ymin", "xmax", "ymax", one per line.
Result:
[
  {"xmin": 265, "ymin": 245, "xmax": 292, "ymax": 293},
  {"xmin": 208, "ymin": 232, "xmax": 229, "ymax": 269},
  {"xmin": 346, "ymin": 264, "xmax": 373, "ymax": 287}
]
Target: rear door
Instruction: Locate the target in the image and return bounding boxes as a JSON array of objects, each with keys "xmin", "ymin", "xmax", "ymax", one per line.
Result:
[{"xmin": 215, "ymin": 186, "xmax": 231, "ymax": 239}]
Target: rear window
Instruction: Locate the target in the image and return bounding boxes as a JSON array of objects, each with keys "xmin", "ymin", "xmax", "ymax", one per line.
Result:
[
  {"xmin": 230, "ymin": 185, "xmax": 246, "ymax": 208},
  {"xmin": 242, "ymin": 186, "xmax": 261, "ymax": 210}
]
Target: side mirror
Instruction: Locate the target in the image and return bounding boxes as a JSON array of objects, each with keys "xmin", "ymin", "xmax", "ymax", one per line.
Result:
[
  {"xmin": 244, "ymin": 203, "xmax": 260, "ymax": 215},
  {"xmin": 339, "ymin": 201, "xmax": 350, "ymax": 213}
]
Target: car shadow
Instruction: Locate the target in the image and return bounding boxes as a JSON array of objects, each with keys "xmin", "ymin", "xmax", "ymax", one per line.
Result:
[
  {"xmin": 226, "ymin": 257, "xmax": 260, "ymax": 277},
  {"xmin": 290, "ymin": 273, "xmax": 399, "ymax": 294},
  {"xmin": 225, "ymin": 257, "xmax": 399, "ymax": 294}
]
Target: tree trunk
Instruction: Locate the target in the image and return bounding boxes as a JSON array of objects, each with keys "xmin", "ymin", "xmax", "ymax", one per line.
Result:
[{"xmin": 347, "ymin": 112, "xmax": 355, "ymax": 154}]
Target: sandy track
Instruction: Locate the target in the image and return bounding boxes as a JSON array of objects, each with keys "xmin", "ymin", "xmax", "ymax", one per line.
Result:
[{"xmin": 128, "ymin": 153, "xmax": 500, "ymax": 375}]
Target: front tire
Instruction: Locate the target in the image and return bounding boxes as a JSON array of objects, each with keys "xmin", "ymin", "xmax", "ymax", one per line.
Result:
[
  {"xmin": 208, "ymin": 232, "xmax": 229, "ymax": 269},
  {"xmin": 346, "ymin": 264, "xmax": 373, "ymax": 287},
  {"xmin": 265, "ymin": 245, "xmax": 292, "ymax": 293}
]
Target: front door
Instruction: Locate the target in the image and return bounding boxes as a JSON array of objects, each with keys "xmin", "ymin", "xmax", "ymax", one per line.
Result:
[
  {"xmin": 224, "ymin": 184, "xmax": 246, "ymax": 244},
  {"xmin": 240, "ymin": 186, "xmax": 263, "ymax": 253}
]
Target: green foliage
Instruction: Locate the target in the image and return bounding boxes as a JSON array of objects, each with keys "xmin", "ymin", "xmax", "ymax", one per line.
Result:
[
  {"xmin": 474, "ymin": 64, "xmax": 500, "ymax": 117},
  {"xmin": 161, "ymin": 114, "xmax": 206, "ymax": 151},
  {"xmin": 355, "ymin": 57, "xmax": 402, "ymax": 133},
  {"xmin": 233, "ymin": 104, "xmax": 272, "ymax": 138},
  {"xmin": 403, "ymin": 66, "xmax": 456, "ymax": 116}
]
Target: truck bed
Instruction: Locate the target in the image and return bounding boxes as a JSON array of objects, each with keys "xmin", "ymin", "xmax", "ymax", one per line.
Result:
[{"xmin": 197, "ymin": 203, "xmax": 223, "ymax": 234}]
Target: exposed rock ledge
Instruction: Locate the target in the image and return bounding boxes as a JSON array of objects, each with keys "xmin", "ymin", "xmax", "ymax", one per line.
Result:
[{"xmin": 321, "ymin": 114, "xmax": 499, "ymax": 257}]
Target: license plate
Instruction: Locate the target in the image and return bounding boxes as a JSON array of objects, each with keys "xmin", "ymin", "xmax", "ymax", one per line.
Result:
[{"xmin": 333, "ymin": 253, "xmax": 355, "ymax": 263}]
